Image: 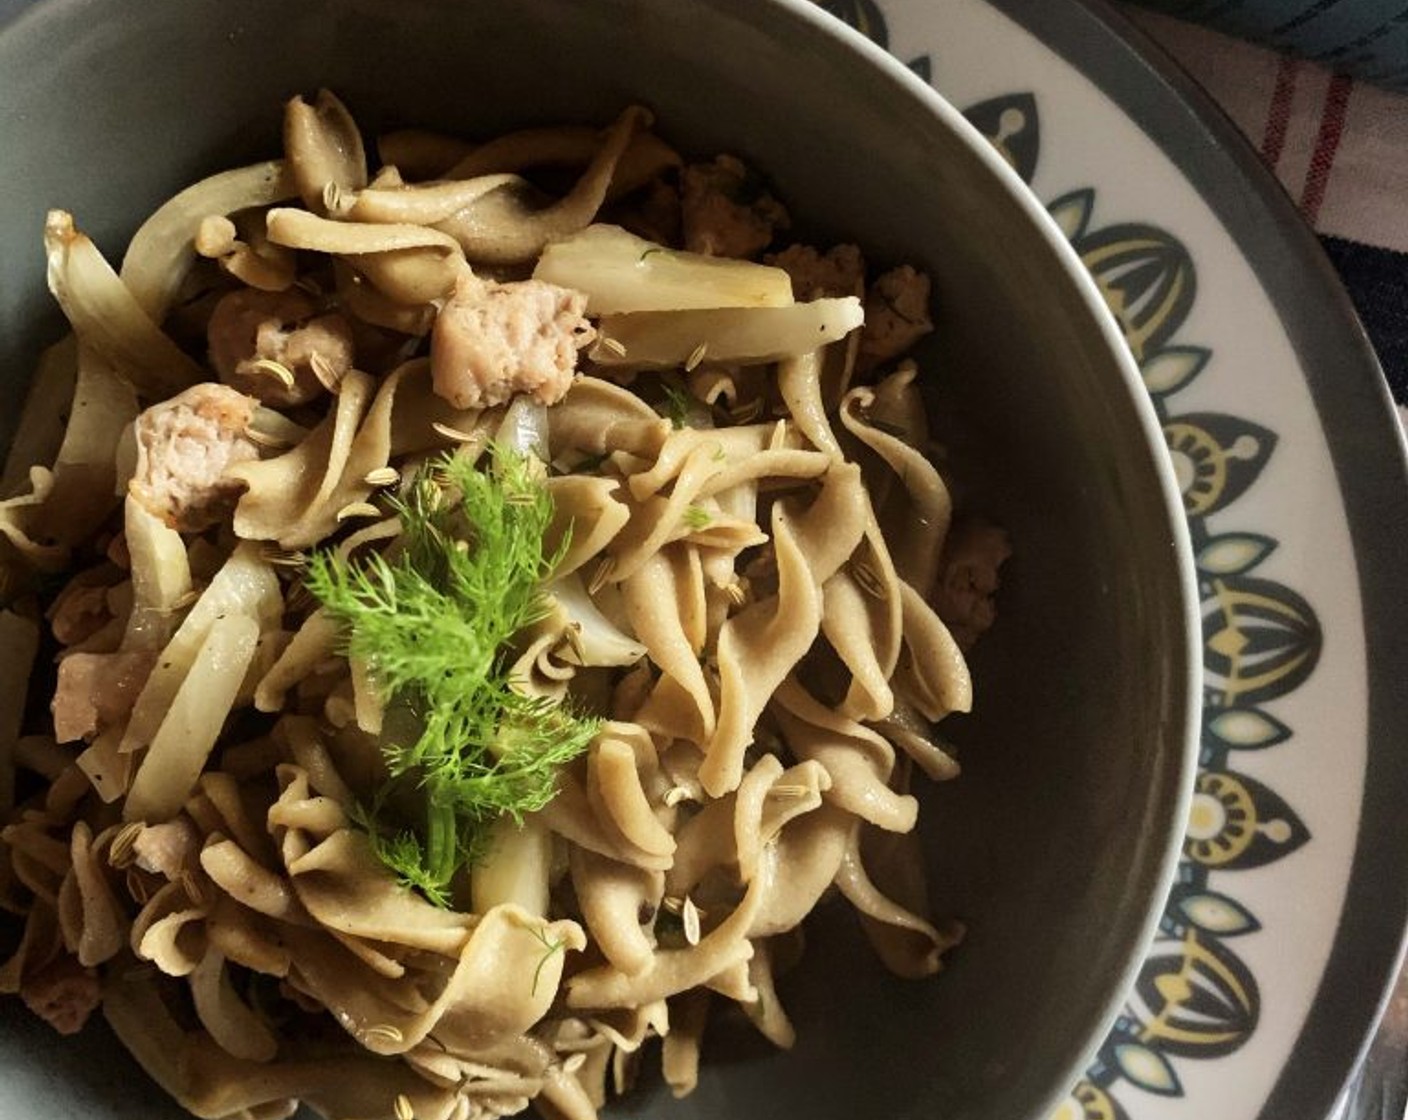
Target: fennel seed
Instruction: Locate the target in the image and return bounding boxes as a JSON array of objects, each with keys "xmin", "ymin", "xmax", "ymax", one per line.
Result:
[
  {"xmin": 723, "ymin": 580, "xmax": 748, "ymax": 608},
  {"xmin": 180, "ymin": 870, "xmax": 207, "ymax": 908},
  {"xmin": 661, "ymin": 895, "xmax": 683, "ymax": 915},
  {"xmin": 681, "ymin": 896, "xmax": 702, "ymax": 946},
  {"xmin": 244, "ymin": 425, "xmax": 294, "ymax": 451},
  {"xmin": 562, "ymin": 1052, "xmax": 588, "ymax": 1075},
  {"xmin": 310, "ymin": 351, "xmax": 345, "ymax": 394},
  {"xmin": 588, "ymin": 556, "xmax": 615, "ymax": 596},
  {"xmin": 322, "ymin": 181, "xmax": 351, "ymax": 216},
  {"xmin": 107, "ymin": 822, "xmax": 144, "ymax": 869},
  {"xmin": 419, "ymin": 476, "xmax": 447, "ymax": 511},
  {"xmin": 336, "ymin": 502, "xmax": 382, "ymax": 523},
  {"xmin": 247, "ymin": 358, "xmax": 297, "ymax": 389},
  {"xmin": 597, "ymin": 335, "xmax": 628, "ymax": 358},
  {"xmin": 431, "ymin": 421, "xmax": 480, "ymax": 443},
  {"xmin": 366, "ymin": 1024, "xmax": 405, "ymax": 1046},
  {"xmin": 260, "ymin": 544, "xmax": 307, "ymax": 569},
  {"xmin": 850, "ymin": 559, "xmax": 886, "ymax": 600},
  {"xmin": 684, "ymin": 341, "xmax": 708, "ymax": 372},
  {"xmin": 393, "ymin": 1093, "xmax": 415, "ymax": 1120},
  {"xmin": 363, "ymin": 467, "xmax": 400, "ymax": 488},
  {"xmin": 662, "ymin": 786, "xmax": 693, "ymax": 808},
  {"xmin": 767, "ymin": 784, "xmax": 811, "ymax": 800}
]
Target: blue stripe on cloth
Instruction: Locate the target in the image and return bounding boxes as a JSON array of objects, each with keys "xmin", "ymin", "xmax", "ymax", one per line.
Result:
[{"xmin": 1320, "ymin": 236, "xmax": 1408, "ymax": 403}]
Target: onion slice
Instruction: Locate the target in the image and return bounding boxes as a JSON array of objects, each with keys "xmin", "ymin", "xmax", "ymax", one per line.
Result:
[
  {"xmin": 590, "ymin": 298, "xmax": 863, "ymax": 370},
  {"xmin": 534, "ymin": 224, "xmax": 794, "ymax": 315},
  {"xmin": 119, "ymin": 159, "xmax": 296, "ymax": 321},
  {"xmin": 44, "ymin": 211, "xmax": 202, "ymax": 398}
]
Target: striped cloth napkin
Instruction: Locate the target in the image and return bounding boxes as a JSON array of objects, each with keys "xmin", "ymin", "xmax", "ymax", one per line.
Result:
[{"xmin": 1118, "ymin": 5, "xmax": 1408, "ymax": 418}]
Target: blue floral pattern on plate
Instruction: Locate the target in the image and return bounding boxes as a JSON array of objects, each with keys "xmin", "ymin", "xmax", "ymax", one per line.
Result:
[{"xmin": 812, "ymin": 4, "xmax": 1324, "ymax": 1116}]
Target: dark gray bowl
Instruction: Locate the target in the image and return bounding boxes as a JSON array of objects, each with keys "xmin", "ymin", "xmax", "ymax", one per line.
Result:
[{"xmin": 0, "ymin": 1, "xmax": 1200, "ymax": 1118}]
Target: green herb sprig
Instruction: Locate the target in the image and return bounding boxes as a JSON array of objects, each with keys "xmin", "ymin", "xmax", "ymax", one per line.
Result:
[
  {"xmin": 528, "ymin": 925, "xmax": 567, "ymax": 997},
  {"xmin": 306, "ymin": 448, "xmax": 599, "ymax": 907},
  {"xmin": 658, "ymin": 384, "xmax": 694, "ymax": 429}
]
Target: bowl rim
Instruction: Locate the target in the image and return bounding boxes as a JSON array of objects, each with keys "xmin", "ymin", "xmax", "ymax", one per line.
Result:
[{"xmin": 0, "ymin": 0, "xmax": 1203, "ymax": 1115}]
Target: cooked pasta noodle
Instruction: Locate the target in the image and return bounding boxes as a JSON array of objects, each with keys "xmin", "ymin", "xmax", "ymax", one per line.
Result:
[{"xmin": 0, "ymin": 91, "xmax": 1010, "ymax": 1120}]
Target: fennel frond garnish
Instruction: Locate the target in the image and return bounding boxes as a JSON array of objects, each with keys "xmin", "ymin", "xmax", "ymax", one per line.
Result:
[{"xmin": 306, "ymin": 447, "xmax": 598, "ymax": 907}]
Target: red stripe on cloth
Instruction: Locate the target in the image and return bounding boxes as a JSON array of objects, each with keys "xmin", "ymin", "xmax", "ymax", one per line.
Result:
[
  {"xmin": 1260, "ymin": 56, "xmax": 1300, "ymax": 168},
  {"xmin": 1301, "ymin": 73, "xmax": 1355, "ymax": 224}
]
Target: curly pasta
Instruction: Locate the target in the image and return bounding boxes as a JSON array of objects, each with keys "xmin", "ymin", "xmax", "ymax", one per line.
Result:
[{"xmin": 0, "ymin": 91, "xmax": 1010, "ymax": 1120}]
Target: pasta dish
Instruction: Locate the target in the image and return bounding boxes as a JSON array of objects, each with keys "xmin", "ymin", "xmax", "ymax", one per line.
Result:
[{"xmin": 0, "ymin": 93, "xmax": 1009, "ymax": 1120}]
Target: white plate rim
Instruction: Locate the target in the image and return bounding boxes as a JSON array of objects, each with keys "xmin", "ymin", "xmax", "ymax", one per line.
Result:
[{"xmin": 836, "ymin": 0, "xmax": 1408, "ymax": 1116}]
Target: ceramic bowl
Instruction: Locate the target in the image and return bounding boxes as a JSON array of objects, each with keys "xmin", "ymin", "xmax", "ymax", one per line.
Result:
[{"xmin": 0, "ymin": 1, "xmax": 1200, "ymax": 1117}]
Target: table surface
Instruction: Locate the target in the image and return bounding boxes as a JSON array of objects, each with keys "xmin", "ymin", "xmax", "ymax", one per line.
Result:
[{"xmin": 1119, "ymin": 3, "xmax": 1408, "ymax": 414}]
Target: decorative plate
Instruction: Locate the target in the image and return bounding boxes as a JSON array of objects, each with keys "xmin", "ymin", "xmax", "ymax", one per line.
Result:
[{"xmin": 811, "ymin": 0, "xmax": 1408, "ymax": 1117}]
